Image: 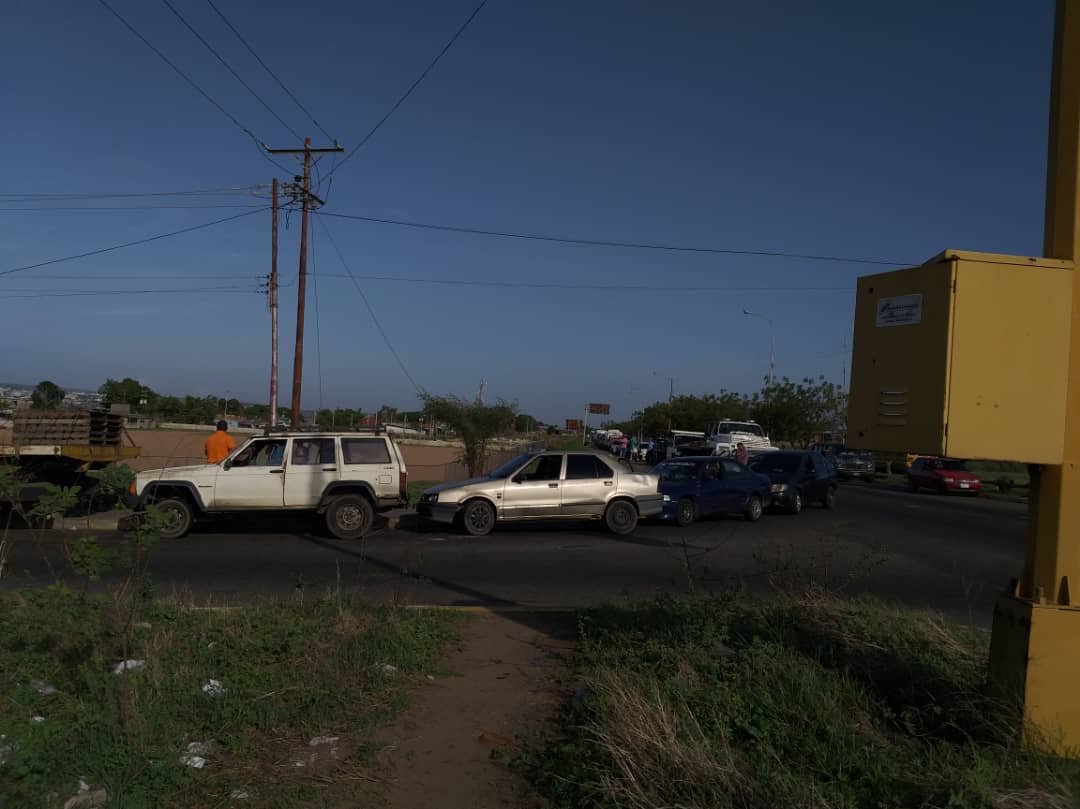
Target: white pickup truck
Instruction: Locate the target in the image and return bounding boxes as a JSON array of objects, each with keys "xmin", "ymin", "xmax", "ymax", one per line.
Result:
[{"xmin": 705, "ymin": 420, "xmax": 776, "ymax": 457}]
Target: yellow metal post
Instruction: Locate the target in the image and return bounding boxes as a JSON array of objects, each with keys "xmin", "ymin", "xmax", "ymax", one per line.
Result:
[{"xmin": 988, "ymin": 0, "xmax": 1080, "ymax": 753}]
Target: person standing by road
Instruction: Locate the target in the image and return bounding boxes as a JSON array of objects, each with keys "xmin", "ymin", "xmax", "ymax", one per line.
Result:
[
  {"xmin": 736, "ymin": 441, "xmax": 749, "ymax": 466},
  {"xmin": 628, "ymin": 435, "xmax": 638, "ymax": 462},
  {"xmin": 205, "ymin": 420, "xmax": 236, "ymax": 464}
]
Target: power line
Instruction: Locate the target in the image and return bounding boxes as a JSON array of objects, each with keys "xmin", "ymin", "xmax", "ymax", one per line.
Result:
[
  {"xmin": 160, "ymin": 0, "xmax": 302, "ymax": 141},
  {"xmin": 290, "ymin": 270, "xmax": 852, "ymax": 293},
  {"xmin": 205, "ymin": 0, "xmax": 335, "ymax": 143},
  {"xmin": 0, "ymin": 207, "xmax": 267, "ymax": 278},
  {"xmin": 0, "ymin": 286, "xmax": 259, "ymax": 300},
  {"xmin": 317, "ymin": 217, "xmax": 424, "ymax": 394},
  {"xmin": 316, "ymin": 212, "xmax": 911, "ymax": 266},
  {"xmin": 327, "ymin": 0, "xmax": 490, "ymax": 178},
  {"xmin": 0, "ymin": 185, "xmax": 268, "ymax": 200},
  {"xmin": 95, "ymin": 0, "xmax": 291, "ymax": 174},
  {"xmin": 0, "ymin": 204, "xmax": 267, "ymax": 212}
]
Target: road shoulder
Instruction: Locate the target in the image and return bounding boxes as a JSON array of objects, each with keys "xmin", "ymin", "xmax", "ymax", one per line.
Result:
[{"xmin": 374, "ymin": 609, "xmax": 574, "ymax": 809}]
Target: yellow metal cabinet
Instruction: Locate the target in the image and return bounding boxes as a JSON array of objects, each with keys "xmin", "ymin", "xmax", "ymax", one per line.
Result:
[{"xmin": 848, "ymin": 250, "xmax": 1073, "ymax": 464}]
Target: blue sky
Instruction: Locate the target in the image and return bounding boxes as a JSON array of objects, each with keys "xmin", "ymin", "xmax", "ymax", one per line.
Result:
[{"xmin": 0, "ymin": 0, "xmax": 1054, "ymax": 423}]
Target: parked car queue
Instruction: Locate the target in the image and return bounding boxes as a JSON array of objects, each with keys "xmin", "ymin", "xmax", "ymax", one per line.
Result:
[{"xmin": 417, "ymin": 448, "xmax": 841, "ymax": 536}]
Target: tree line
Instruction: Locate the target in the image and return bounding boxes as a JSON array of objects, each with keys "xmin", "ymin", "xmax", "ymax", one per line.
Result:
[{"xmin": 603, "ymin": 377, "xmax": 846, "ymax": 447}]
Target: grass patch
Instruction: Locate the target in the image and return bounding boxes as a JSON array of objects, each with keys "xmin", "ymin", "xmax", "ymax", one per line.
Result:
[
  {"xmin": 407, "ymin": 479, "xmax": 438, "ymax": 504},
  {"xmin": 0, "ymin": 587, "xmax": 459, "ymax": 808},
  {"xmin": 526, "ymin": 593, "xmax": 1079, "ymax": 809}
]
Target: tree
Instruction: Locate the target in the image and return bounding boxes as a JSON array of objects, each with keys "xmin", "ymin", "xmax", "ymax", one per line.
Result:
[
  {"xmin": 30, "ymin": 380, "xmax": 65, "ymax": 410},
  {"xmin": 749, "ymin": 376, "xmax": 845, "ymax": 446},
  {"xmin": 99, "ymin": 378, "xmax": 157, "ymax": 410},
  {"xmin": 421, "ymin": 394, "xmax": 517, "ymax": 476},
  {"xmin": 514, "ymin": 414, "xmax": 536, "ymax": 433}
]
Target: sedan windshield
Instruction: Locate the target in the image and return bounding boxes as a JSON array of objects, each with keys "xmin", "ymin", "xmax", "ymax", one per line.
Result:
[
  {"xmin": 654, "ymin": 460, "xmax": 701, "ymax": 482},
  {"xmin": 749, "ymin": 454, "xmax": 801, "ymax": 475},
  {"xmin": 487, "ymin": 453, "xmax": 535, "ymax": 479}
]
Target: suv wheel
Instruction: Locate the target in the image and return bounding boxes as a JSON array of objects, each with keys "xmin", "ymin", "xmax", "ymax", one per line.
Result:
[
  {"xmin": 326, "ymin": 494, "xmax": 374, "ymax": 540},
  {"xmin": 462, "ymin": 499, "xmax": 496, "ymax": 537},
  {"xmin": 676, "ymin": 498, "xmax": 696, "ymax": 527},
  {"xmin": 605, "ymin": 500, "xmax": 638, "ymax": 535},
  {"xmin": 155, "ymin": 497, "xmax": 193, "ymax": 539}
]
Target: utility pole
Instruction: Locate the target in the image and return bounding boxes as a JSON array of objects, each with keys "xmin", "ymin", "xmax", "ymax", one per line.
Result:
[
  {"xmin": 265, "ymin": 138, "xmax": 344, "ymax": 429},
  {"xmin": 269, "ymin": 178, "xmax": 279, "ymax": 428}
]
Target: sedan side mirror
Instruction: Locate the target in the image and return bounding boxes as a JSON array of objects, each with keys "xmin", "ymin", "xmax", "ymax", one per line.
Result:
[
  {"xmin": 223, "ymin": 459, "xmax": 233, "ymax": 471},
  {"xmin": 511, "ymin": 475, "xmax": 523, "ymax": 484}
]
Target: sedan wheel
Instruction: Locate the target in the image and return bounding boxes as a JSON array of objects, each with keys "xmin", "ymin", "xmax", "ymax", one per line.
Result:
[
  {"xmin": 605, "ymin": 500, "xmax": 639, "ymax": 535},
  {"xmin": 462, "ymin": 499, "xmax": 496, "ymax": 537},
  {"xmin": 790, "ymin": 491, "xmax": 803, "ymax": 515},
  {"xmin": 676, "ymin": 498, "xmax": 696, "ymax": 527},
  {"xmin": 744, "ymin": 495, "xmax": 763, "ymax": 522}
]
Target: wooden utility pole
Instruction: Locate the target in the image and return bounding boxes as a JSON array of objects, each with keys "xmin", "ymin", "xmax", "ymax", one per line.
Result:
[
  {"xmin": 265, "ymin": 138, "xmax": 344, "ymax": 428},
  {"xmin": 269, "ymin": 178, "xmax": 279, "ymax": 428}
]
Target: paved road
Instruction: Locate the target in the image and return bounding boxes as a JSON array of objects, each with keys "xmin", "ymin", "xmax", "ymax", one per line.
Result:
[{"xmin": 2, "ymin": 483, "xmax": 1026, "ymax": 625}]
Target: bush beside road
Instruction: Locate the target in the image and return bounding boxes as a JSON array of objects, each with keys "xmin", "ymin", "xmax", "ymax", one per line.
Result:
[{"xmin": 526, "ymin": 593, "xmax": 1078, "ymax": 809}]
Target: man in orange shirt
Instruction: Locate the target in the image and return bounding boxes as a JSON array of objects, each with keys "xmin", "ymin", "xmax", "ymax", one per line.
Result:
[{"xmin": 205, "ymin": 420, "xmax": 236, "ymax": 464}]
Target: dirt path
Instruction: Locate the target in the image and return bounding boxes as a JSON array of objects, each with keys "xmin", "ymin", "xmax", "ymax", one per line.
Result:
[{"xmin": 375, "ymin": 610, "xmax": 574, "ymax": 809}]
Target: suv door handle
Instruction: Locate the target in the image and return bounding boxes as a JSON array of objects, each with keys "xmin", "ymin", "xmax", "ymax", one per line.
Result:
[
  {"xmin": 603, "ymin": 480, "xmax": 613, "ymax": 486},
  {"xmin": 548, "ymin": 483, "xmax": 559, "ymax": 488},
  {"xmin": 269, "ymin": 469, "xmax": 284, "ymax": 474},
  {"xmin": 322, "ymin": 467, "xmax": 336, "ymax": 472}
]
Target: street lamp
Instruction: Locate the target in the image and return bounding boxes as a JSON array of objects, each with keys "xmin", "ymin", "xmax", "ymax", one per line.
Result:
[
  {"xmin": 742, "ymin": 309, "xmax": 775, "ymax": 385},
  {"xmin": 652, "ymin": 371, "xmax": 675, "ymax": 431}
]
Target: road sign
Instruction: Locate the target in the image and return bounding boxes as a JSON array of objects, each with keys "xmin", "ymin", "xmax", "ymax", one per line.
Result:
[
  {"xmin": 587, "ymin": 403, "xmax": 610, "ymax": 415},
  {"xmin": 565, "ymin": 419, "xmax": 583, "ymax": 430}
]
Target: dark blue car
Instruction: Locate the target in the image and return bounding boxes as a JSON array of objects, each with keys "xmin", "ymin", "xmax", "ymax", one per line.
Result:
[{"xmin": 653, "ymin": 456, "xmax": 771, "ymax": 526}]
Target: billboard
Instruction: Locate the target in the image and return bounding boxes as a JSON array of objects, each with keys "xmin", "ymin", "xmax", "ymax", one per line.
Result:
[
  {"xmin": 566, "ymin": 418, "xmax": 584, "ymax": 430},
  {"xmin": 587, "ymin": 403, "xmax": 611, "ymax": 415}
]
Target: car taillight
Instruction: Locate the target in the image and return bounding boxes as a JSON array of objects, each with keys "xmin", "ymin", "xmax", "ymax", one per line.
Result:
[
  {"xmin": 400, "ymin": 470, "xmax": 407, "ymax": 498},
  {"xmin": 129, "ymin": 480, "xmax": 137, "ymax": 495}
]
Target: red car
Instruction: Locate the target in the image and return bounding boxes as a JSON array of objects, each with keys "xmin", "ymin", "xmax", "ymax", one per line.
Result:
[{"xmin": 907, "ymin": 457, "xmax": 981, "ymax": 494}]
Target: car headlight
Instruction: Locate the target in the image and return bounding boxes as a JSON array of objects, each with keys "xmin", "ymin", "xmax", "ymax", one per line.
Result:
[
  {"xmin": 663, "ymin": 494, "xmax": 671, "ymax": 502},
  {"xmin": 943, "ymin": 477, "xmax": 955, "ymax": 484},
  {"xmin": 770, "ymin": 483, "xmax": 788, "ymax": 493},
  {"xmin": 421, "ymin": 492, "xmax": 439, "ymax": 503}
]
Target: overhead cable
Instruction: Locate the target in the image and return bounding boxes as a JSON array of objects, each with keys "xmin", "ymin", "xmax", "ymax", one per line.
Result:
[
  {"xmin": 326, "ymin": 0, "xmax": 489, "ymax": 177},
  {"xmin": 205, "ymin": 0, "xmax": 336, "ymax": 143},
  {"xmin": 0, "ymin": 207, "xmax": 267, "ymax": 278},
  {"xmin": 317, "ymin": 212, "xmax": 910, "ymax": 266}
]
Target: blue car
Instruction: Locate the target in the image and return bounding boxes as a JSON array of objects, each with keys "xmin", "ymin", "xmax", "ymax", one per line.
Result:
[{"xmin": 653, "ymin": 456, "xmax": 771, "ymax": 526}]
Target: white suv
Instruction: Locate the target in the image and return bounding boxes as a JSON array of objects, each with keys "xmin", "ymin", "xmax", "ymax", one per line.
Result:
[{"xmin": 129, "ymin": 432, "xmax": 408, "ymax": 540}]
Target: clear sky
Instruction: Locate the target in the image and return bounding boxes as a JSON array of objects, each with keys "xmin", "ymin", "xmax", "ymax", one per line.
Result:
[{"xmin": 0, "ymin": 0, "xmax": 1055, "ymax": 424}]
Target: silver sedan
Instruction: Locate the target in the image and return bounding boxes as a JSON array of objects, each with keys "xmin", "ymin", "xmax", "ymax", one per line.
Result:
[{"xmin": 417, "ymin": 450, "xmax": 662, "ymax": 536}]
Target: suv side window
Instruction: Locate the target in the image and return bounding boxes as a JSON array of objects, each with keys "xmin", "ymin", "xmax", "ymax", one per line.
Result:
[
  {"xmin": 594, "ymin": 457, "xmax": 614, "ymax": 479},
  {"xmin": 566, "ymin": 454, "xmax": 600, "ymax": 480},
  {"xmin": 292, "ymin": 438, "xmax": 336, "ymax": 466},
  {"xmin": 231, "ymin": 438, "xmax": 286, "ymax": 468},
  {"xmin": 342, "ymin": 438, "xmax": 391, "ymax": 465}
]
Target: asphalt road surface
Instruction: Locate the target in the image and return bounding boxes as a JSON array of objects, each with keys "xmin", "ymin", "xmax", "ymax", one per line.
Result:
[{"xmin": 2, "ymin": 483, "xmax": 1026, "ymax": 625}]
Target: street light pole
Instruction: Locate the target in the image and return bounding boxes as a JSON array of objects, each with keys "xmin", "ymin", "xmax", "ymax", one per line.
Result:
[{"xmin": 743, "ymin": 309, "xmax": 775, "ymax": 384}]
